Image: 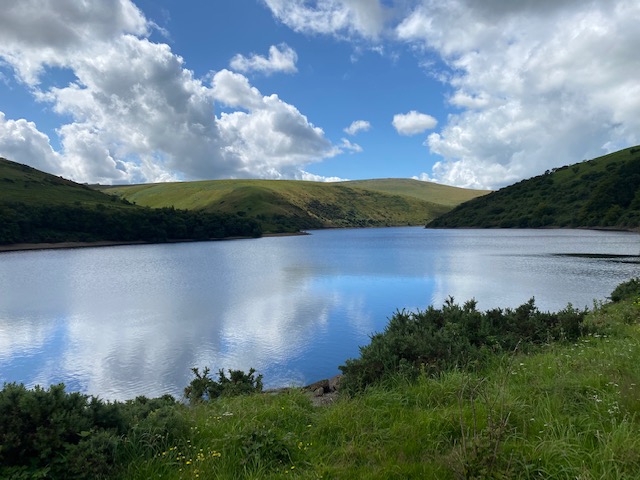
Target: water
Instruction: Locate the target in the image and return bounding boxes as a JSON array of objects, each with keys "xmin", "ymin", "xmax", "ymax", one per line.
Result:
[{"xmin": 0, "ymin": 228, "xmax": 638, "ymax": 400}]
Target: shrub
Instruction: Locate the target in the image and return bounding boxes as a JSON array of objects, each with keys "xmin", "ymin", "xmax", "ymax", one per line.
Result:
[
  {"xmin": 0, "ymin": 383, "xmax": 182, "ymax": 479},
  {"xmin": 184, "ymin": 367, "xmax": 263, "ymax": 404},
  {"xmin": 610, "ymin": 277, "xmax": 640, "ymax": 303},
  {"xmin": 339, "ymin": 298, "xmax": 588, "ymax": 395}
]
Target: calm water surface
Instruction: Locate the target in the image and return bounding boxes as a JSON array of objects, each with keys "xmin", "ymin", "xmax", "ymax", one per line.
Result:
[{"xmin": 1, "ymin": 228, "xmax": 638, "ymax": 400}]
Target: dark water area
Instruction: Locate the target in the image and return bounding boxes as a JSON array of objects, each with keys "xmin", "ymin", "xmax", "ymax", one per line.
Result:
[{"xmin": 1, "ymin": 227, "xmax": 638, "ymax": 400}]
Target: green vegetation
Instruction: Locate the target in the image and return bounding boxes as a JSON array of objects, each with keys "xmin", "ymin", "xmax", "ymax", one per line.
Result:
[
  {"xmin": 102, "ymin": 178, "xmax": 489, "ymax": 233},
  {"xmin": 339, "ymin": 298, "xmax": 587, "ymax": 395},
  {"xmin": 428, "ymin": 146, "xmax": 640, "ymax": 229},
  {"xmin": 184, "ymin": 368, "xmax": 264, "ymax": 404},
  {"xmin": 2, "ymin": 279, "xmax": 640, "ymax": 479},
  {"xmin": 0, "ymin": 157, "xmax": 260, "ymax": 244}
]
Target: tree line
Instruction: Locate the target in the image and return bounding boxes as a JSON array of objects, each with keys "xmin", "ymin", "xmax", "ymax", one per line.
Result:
[{"xmin": 0, "ymin": 202, "xmax": 261, "ymax": 244}]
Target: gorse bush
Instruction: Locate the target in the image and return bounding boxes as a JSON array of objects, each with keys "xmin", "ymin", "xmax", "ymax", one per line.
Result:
[
  {"xmin": 0, "ymin": 383, "xmax": 186, "ymax": 480},
  {"xmin": 184, "ymin": 367, "xmax": 264, "ymax": 404},
  {"xmin": 610, "ymin": 277, "xmax": 640, "ymax": 303},
  {"xmin": 339, "ymin": 297, "xmax": 588, "ymax": 394}
]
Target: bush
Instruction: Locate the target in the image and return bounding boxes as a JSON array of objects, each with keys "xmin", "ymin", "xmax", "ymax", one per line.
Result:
[
  {"xmin": 610, "ymin": 277, "xmax": 640, "ymax": 303},
  {"xmin": 339, "ymin": 298, "xmax": 588, "ymax": 395},
  {"xmin": 0, "ymin": 383, "xmax": 182, "ymax": 479},
  {"xmin": 184, "ymin": 367, "xmax": 264, "ymax": 404}
]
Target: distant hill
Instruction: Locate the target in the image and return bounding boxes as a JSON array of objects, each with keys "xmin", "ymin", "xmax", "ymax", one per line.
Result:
[
  {"xmin": 0, "ymin": 157, "xmax": 130, "ymax": 208},
  {"xmin": 427, "ymin": 146, "xmax": 640, "ymax": 230},
  {"xmin": 102, "ymin": 178, "xmax": 489, "ymax": 232},
  {"xmin": 0, "ymin": 158, "xmax": 260, "ymax": 245}
]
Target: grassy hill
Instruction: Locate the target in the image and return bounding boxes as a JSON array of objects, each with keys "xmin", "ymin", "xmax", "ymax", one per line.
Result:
[
  {"xmin": 0, "ymin": 157, "xmax": 133, "ymax": 209},
  {"xmin": 102, "ymin": 178, "xmax": 489, "ymax": 232},
  {"xmin": 428, "ymin": 146, "xmax": 640, "ymax": 230},
  {"xmin": 345, "ymin": 178, "xmax": 485, "ymax": 207},
  {"xmin": 0, "ymin": 158, "xmax": 261, "ymax": 244}
]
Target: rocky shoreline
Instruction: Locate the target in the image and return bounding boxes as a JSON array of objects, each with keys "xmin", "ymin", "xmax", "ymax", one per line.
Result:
[{"xmin": 266, "ymin": 374, "xmax": 342, "ymax": 407}]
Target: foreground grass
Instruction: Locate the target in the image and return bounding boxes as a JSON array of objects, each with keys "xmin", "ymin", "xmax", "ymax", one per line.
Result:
[{"xmin": 121, "ymin": 299, "xmax": 640, "ymax": 479}]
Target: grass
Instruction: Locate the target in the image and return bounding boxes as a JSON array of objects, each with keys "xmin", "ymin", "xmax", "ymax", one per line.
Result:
[
  {"xmin": 428, "ymin": 145, "xmax": 640, "ymax": 229},
  {"xmin": 118, "ymin": 297, "xmax": 640, "ymax": 479},
  {"xmin": 0, "ymin": 156, "xmax": 490, "ymax": 234},
  {"xmin": 0, "ymin": 157, "xmax": 132, "ymax": 209},
  {"xmin": 101, "ymin": 178, "xmax": 489, "ymax": 231},
  {"xmin": 345, "ymin": 178, "xmax": 488, "ymax": 207}
]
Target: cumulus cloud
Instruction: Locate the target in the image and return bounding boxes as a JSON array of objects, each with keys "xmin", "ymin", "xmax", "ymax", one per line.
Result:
[
  {"xmin": 339, "ymin": 138, "xmax": 363, "ymax": 153},
  {"xmin": 0, "ymin": 112, "xmax": 61, "ymax": 173},
  {"xmin": 397, "ymin": 0, "xmax": 640, "ymax": 188},
  {"xmin": 392, "ymin": 110, "xmax": 437, "ymax": 136},
  {"xmin": 230, "ymin": 44, "xmax": 298, "ymax": 75},
  {"xmin": 0, "ymin": 0, "xmax": 148, "ymax": 85},
  {"xmin": 344, "ymin": 119, "xmax": 371, "ymax": 136},
  {"xmin": 0, "ymin": 1, "xmax": 338, "ymax": 184},
  {"xmin": 262, "ymin": 0, "xmax": 387, "ymax": 40},
  {"xmin": 264, "ymin": 0, "xmax": 640, "ymax": 189}
]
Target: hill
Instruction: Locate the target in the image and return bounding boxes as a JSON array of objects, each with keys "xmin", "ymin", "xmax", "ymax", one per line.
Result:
[
  {"xmin": 0, "ymin": 157, "xmax": 132, "ymax": 208},
  {"xmin": 0, "ymin": 158, "xmax": 260, "ymax": 245},
  {"xmin": 102, "ymin": 178, "xmax": 489, "ymax": 232},
  {"xmin": 427, "ymin": 146, "xmax": 640, "ymax": 229}
]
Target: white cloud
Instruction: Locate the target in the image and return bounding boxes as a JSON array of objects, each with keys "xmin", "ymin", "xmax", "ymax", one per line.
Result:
[
  {"xmin": 397, "ymin": 0, "xmax": 640, "ymax": 188},
  {"xmin": 230, "ymin": 44, "xmax": 298, "ymax": 75},
  {"xmin": 0, "ymin": 0, "xmax": 148, "ymax": 85},
  {"xmin": 392, "ymin": 110, "xmax": 437, "ymax": 136},
  {"xmin": 263, "ymin": 0, "xmax": 387, "ymax": 40},
  {"xmin": 0, "ymin": 112, "xmax": 61, "ymax": 173},
  {"xmin": 344, "ymin": 119, "xmax": 371, "ymax": 135},
  {"xmin": 213, "ymin": 69, "xmax": 338, "ymax": 176},
  {"xmin": 297, "ymin": 171, "xmax": 347, "ymax": 182},
  {"xmin": 0, "ymin": 2, "xmax": 338, "ymax": 184},
  {"xmin": 339, "ymin": 138, "xmax": 363, "ymax": 153}
]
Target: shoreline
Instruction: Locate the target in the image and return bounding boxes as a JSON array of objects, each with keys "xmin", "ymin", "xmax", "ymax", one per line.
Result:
[
  {"xmin": 1, "ymin": 225, "xmax": 637, "ymax": 254},
  {"xmin": 0, "ymin": 231, "xmax": 309, "ymax": 253}
]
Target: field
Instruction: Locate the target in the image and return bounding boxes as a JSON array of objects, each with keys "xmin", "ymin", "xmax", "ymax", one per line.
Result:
[{"xmin": 102, "ymin": 178, "xmax": 489, "ymax": 231}]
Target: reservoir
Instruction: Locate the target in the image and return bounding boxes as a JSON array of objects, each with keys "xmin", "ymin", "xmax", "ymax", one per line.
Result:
[{"xmin": 0, "ymin": 227, "xmax": 638, "ymax": 400}]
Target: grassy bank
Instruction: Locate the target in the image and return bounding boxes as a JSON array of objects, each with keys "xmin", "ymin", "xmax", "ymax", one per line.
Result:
[
  {"xmin": 2, "ymin": 282, "xmax": 639, "ymax": 479},
  {"xmin": 122, "ymin": 296, "xmax": 640, "ymax": 479}
]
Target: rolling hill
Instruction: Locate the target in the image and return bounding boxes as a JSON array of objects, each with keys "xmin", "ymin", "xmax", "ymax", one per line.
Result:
[
  {"xmin": 102, "ymin": 178, "xmax": 489, "ymax": 232},
  {"xmin": 0, "ymin": 158, "xmax": 260, "ymax": 244},
  {"xmin": 0, "ymin": 157, "xmax": 132, "ymax": 208},
  {"xmin": 427, "ymin": 146, "xmax": 640, "ymax": 230}
]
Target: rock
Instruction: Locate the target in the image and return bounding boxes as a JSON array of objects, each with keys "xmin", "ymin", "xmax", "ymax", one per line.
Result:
[
  {"xmin": 328, "ymin": 374, "xmax": 342, "ymax": 392},
  {"xmin": 313, "ymin": 387, "xmax": 325, "ymax": 397},
  {"xmin": 305, "ymin": 379, "xmax": 330, "ymax": 393}
]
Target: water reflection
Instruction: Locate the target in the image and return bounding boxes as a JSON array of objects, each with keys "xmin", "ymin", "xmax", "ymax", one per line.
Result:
[{"xmin": 0, "ymin": 228, "xmax": 638, "ymax": 400}]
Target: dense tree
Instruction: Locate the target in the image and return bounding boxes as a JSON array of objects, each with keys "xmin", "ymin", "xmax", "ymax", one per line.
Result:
[{"xmin": 0, "ymin": 202, "xmax": 261, "ymax": 245}]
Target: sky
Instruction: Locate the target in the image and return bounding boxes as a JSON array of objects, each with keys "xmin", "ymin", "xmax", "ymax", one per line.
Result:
[{"xmin": 0, "ymin": 1, "xmax": 639, "ymax": 190}]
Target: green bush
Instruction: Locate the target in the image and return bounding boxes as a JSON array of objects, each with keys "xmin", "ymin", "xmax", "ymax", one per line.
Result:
[
  {"xmin": 184, "ymin": 367, "xmax": 264, "ymax": 404},
  {"xmin": 610, "ymin": 277, "xmax": 640, "ymax": 303},
  {"xmin": 339, "ymin": 298, "xmax": 588, "ymax": 395},
  {"xmin": 0, "ymin": 383, "xmax": 184, "ymax": 479}
]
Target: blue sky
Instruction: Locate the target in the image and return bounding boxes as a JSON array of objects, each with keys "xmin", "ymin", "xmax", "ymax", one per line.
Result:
[{"xmin": 1, "ymin": 1, "xmax": 639, "ymax": 189}]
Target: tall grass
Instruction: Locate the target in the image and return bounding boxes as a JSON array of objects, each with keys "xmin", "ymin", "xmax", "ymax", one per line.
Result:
[{"xmin": 120, "ymin": 297, "xmax": 640, "ymax": 479}]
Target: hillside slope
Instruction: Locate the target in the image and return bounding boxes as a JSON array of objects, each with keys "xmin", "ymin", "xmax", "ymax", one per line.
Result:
[
  {"xmin": 0, "ymin": 158, "xmax": 260, "ymax": 244},
  {"xmin": 344, "ymin": 178, "xmax": 487, "ymax": 206},
  {"xmin": 0, "ymin": 157, "xmax": 132, "ymax": 208},
  {"xmin": 427, "ymin": 146, "xmax": 640, "ymax": 230},
  {"xmin": 103, "ymin": 178, "xmax": 489, "ymax": 232}
]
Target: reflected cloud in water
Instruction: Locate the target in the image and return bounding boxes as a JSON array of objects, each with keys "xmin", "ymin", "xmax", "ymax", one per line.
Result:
[{"xmin": 1, "ymin": 227, "xmax": 638, "ymax": 400}]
